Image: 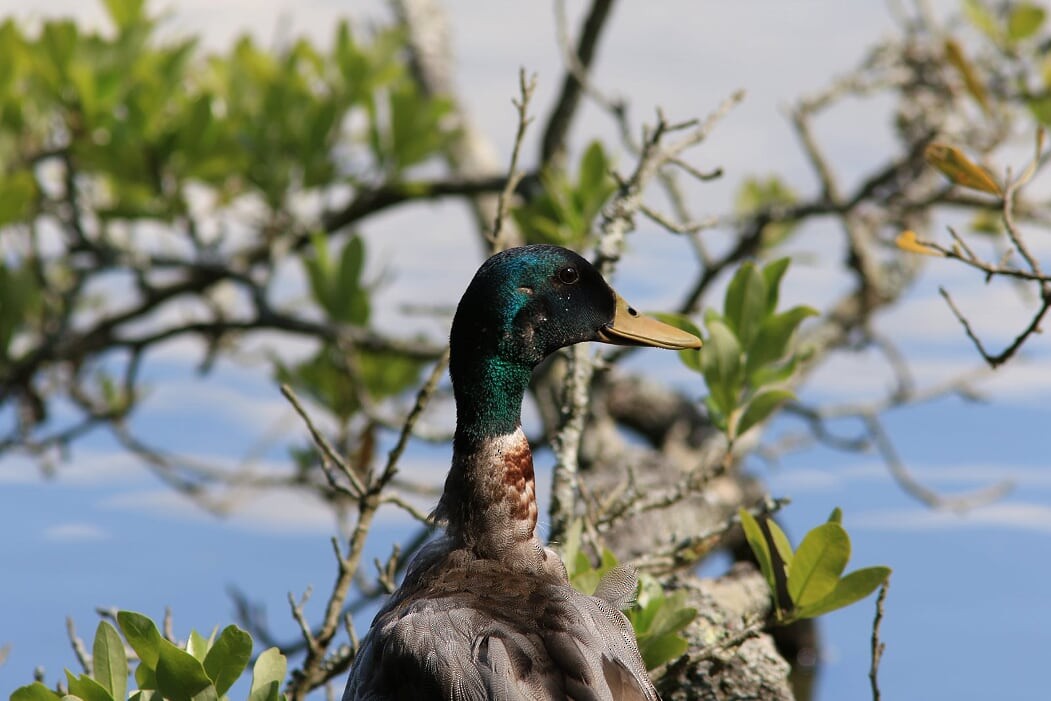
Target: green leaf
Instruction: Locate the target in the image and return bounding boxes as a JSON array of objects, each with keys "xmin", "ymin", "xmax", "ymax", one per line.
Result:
[
  {"xmin": 117, "ymin": 611, "xmax": 161, "ymax": 669},
  {"xmin": 1007, "ymin": 3, "xmax": 1046, "ymax": 41},
  {"xmin": 760, "ymin": 257, "xmax": 791, "ymax": 314},
  {"xmin": 766, "ymin": 518, "xmax": 793, "ymax": 572},
  {"xmin": 134, "ymin": 663, "xmax": 157, "ymax": 691},
  {"xmin": 101, "ymin": 0, "xmax": 147, "ymax": 32},
  {"xmin": 248, "ymin": 648, "xmax": 287, "ymax": 701},
  {"xmin": 745, "ymin": 306, "xmax": 818, "ymax": 383},
  {"xmin": 787, "ymin": 522, "xmax": 851, "ymax": 610},
  {"xmin": 92, "ymin": 621, "xmax": 128, "ymax": 701},
  {"xmin": 637, "ymin": 631, "xmax": 689, "ymax": 670},
  {"xmin": 0, "ymin": 170, "xmax": 38, "ymax": 226},
  {"xmin": 156, "ymin": 639, "xmax": 217, "ymax": 701},
  {"xmin": 12, "ymin": 683, "xmax": 63, "ymax": 701},
  {"xmin": 963, "ymin": 0, "xmax": 1002, "ymax": 42},
  {"xmin": 652, "ymin": 312, "xmax": 703, "ymax": 372},
  {"xmin": 65, "ymin": 673, "xmax": 114, "ymax": 701},
  {"xmin": 186, "ymin": 630, "xmax": 210, "ymax": 662},
  {"xmin": 202, "ymin": 625, "xmax": 253, "ymax": 696},
  {"xmin": 736, "ymin": 388, "xmax": 794, "ymax": 437},
  {"xmin": 701, "ymin": 319, "xmax": 742, "ymax": 418},
  {"xmin": 738, "ymin": 509, "xmax": 775, "ymax": 602},
  {"xmin": 795, "ymin": 566, "xmax": 891, "ymax": 619},
  {"xmin": 827, "ymin": 507, "xmax": 843, "ymax": 524},
  {"xmin": 723, "ymin": 262, "xmax": 767, "ymax": 348}
]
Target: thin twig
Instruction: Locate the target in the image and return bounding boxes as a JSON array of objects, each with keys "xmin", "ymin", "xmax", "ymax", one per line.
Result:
[
  {"xmin": 66, "ymin": 618, "xmax": 90, "ymax": 674},
  {"xmin": 490, "ymin": 69, "xmax": 538, "ymax": 253},
  {"xmin": 869, "ymin": 579, "xmax": 889, "ymax": 701}
]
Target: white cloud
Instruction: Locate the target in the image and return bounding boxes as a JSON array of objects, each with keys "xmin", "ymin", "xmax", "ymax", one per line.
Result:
[
  {"xmin": 42, "ymin": 522, "xmax": 110, "ymax": 542},
  {"xmin": 852, "ymin": 502, "xmax": 1051, "ymax": 534}
]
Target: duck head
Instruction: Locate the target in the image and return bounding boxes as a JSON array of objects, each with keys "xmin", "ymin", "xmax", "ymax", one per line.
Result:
[{"xmin": 449, "ymin": 245, "xmax": 700, "ymax": 444}]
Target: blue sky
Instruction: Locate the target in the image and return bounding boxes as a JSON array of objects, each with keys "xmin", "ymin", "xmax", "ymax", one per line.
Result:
[{"xmin": 3, "ymin": 1, "xmax": 1051, "ymax": 700}]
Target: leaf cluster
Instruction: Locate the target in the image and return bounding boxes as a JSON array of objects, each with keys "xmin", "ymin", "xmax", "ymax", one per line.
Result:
[
  {"xmin": 12, "ymin": 612, "xmax": 285, "ymax": 701},
  {"xmin": 512, "ymin": 141, "xmax": 616, "ymax": 247},
  {"xmin": 660, "ymin": 259, "xmax": 816, "ymax": 443},
  {"xmin": 739, "ymin": 508, "xmax": 890, "ymax": 624}
]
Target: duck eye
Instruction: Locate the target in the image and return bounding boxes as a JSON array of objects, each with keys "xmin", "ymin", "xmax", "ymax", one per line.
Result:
[{"xmin": 557, "ymin": 266, "xmax": 579, "ymax": 285}]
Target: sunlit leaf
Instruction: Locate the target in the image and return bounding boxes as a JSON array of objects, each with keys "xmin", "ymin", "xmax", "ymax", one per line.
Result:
[
  {"xmin": 738, "ymin": 509, "xmax": 776, "ymax": 607},
  {"xmin": 117, "ymin": 611, "xmax": 162, "ymax": 669},
  {"xmin": 92, "ymin": 621, "xmax": 128, "ymax": 701},
  {"xmin": 895, "ymin": 230, "xmax": 943, "ymax": 257},
  {"xmin": 1007, "ymin": 3, "xmax": 1046, "ymax": 41},
  {"xmin": 924, "ymin": 143, "xmax": 1001, "ymax": 195},
  {"xmin": 203, "ymin": 625, "xmax": 253, "ymax": 697},
  {"xmin": 65, "ymin": 673, "xmax": 113, "ymax": 701},
  {"xmin": 248, "ymin": 648, "xmax": 287, "ymax": 701},
  {"xmin": 795, "ymin": 566, "xmax": 891, "ymax": 619},
  {"xmin": 787, "ymin": 522, "xmax": 850, "ymax": 610},
  {"xmin": 11, "ymin": 683, "xmax": 62, "ymax": 701}
]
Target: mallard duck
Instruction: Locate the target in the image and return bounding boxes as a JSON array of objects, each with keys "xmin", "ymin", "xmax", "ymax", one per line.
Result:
[{"xmin": 343, "ymin": 244, "xmax": 701, "ymax": 701}]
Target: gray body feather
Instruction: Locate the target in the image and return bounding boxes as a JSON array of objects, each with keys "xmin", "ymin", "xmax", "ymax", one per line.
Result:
[{"xmin": 343, "ymin": 539, "xmax": 658, "ymax": 701}]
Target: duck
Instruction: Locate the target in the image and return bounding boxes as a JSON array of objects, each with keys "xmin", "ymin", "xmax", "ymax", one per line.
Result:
[{"xmin": 342, "ymin": 244, "xmax": 702, "ymax": 701}]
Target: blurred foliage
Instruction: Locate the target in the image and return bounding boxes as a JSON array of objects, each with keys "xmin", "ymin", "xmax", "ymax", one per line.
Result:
[{"xmin": 512, "ymin": 140, "xmax": 616, "ymax": 247}]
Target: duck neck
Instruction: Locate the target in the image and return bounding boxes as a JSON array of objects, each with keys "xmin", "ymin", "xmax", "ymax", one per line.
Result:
[{"xmin": 438, "ymin": 353, "xmax": 544, "ymax": 566}]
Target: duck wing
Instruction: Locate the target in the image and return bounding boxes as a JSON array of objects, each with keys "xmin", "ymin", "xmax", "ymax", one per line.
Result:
[{"xmin": 343, "ymin": 554, "xmax": 658, "ymax": 701}]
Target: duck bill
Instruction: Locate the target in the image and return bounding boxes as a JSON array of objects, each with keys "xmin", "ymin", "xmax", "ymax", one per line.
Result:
[{"xmin": 595, "ymin": 293, "xmax": 703, "ymax": 350}]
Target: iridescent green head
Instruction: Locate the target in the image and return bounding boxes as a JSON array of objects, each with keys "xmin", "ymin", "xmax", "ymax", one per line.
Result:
[{"xmin": 449, "ymin": 245, "xmax": 700, "ymax": 445}]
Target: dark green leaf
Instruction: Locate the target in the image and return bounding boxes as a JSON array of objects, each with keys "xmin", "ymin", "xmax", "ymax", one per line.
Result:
[
  {"xmin": 745, "ymin": 305, "xmax": 818, "ymax": 383},
  {"xmin": 156, "ymin": 639, "xmax": 216, "ymax": 701},
  {"xmin": 766, "ymin": 518, "xmax": 793, "ymax": 571},
  {"xmin": 117, "ymin": 611, "xmax": 161, "ymax": 669},
  {"xmin": 738, "ymin": 509, "xmax": 776, "ymax": 603},
  {"xmin": 760, "ymin": 257, "xmax": 791, "ymax": 314},
  {"xmin": 787, "ymin": 522, "xmax": 850, "ymax": 609},
  {"xmin": 203, "ymin": 625, "xmax": 253, "ymax": 696},
  {"xmin": 65, "ymin": 672, "xmax": 114, "ymax": 701},
  {"xmin": 638, "ymin": 631, "xmax": 689, "ymax": 670},
  {"xmin": 736, "ymin": 388, "xmax": 794, "ymax": 437},
  {"xmin": 248, "ymin": 648, "xmax": 287, "ymax": 701},
  {"xmin": 795, "ymin": 566, "xmax": 891, "ymax": 619},
  {"xmin": 11, "ymin": 683, "xmax": 63, "ymax": 701},
  {"xmin": 827, "ymin": 507, "xmax": 843, "ymax": 524},
  {"xmin": 701, "ymin": 319, "xmax": 742, "ymax": 418},
  {"xmin": 723, "ymin": 262, "xmax": 767, "ymax": 348},
  {"xmin": 92, "ymin": 621, "xmax": 128, "ymax": 701}
]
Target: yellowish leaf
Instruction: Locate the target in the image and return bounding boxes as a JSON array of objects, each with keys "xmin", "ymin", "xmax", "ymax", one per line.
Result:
[
  {"xmin": 895, "ymin": 230, "xmax": 943, "ymax": 257},
  {"xmin": 944, "ymin": 39, "xmax": 990, "ymax": 113},
  {"xmin": 924, "ymin": 143, "xmax": 1002, "ymax": 195}
]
